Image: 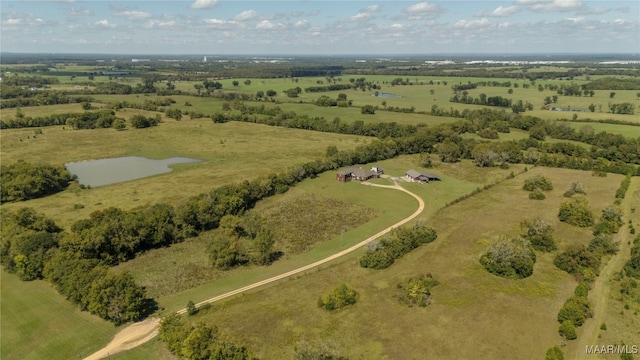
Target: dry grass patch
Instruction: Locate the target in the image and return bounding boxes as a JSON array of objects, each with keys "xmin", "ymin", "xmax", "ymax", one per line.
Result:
[
  {"xmin": 253, "ymin": 192, "xmax": 380, "ymax": 254},
  {"xmin": 116, "ymin": 190, "xmax": 379, "ymax": 298}
]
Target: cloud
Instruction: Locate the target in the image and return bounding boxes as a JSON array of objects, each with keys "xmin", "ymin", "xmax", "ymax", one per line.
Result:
[
  {"xmin": 191, "ymin": 0, "xmax": 217, "ymax": 10},
  {"xmin": 67, "ymin": 7, "xmax": 93, "ymax": 16},
  {"xmin": 454, "ymin": 18, "xmax": 491, "ymax": 29},
  {"xmin": 564, "ymin": 16, "xmax": 585, "ymax": 24},
  {"xmin": 114, "ymin": 10, "xmax": 152, "ymax": 20},
  {"xmin": 233, "ymin": 10, "xmax": 258, "ymax": 21},
  {"xmin": 143, "ymin": 20, "xmax": 177, "ymax": 29},
  {"xmin": 490, "ymin": 5, "xmax": 520, "ymax": 17},
  {"xmin": 294, "ymin": 19, "xmax": 309, "ymax": 29},
  {"xmin": 404, "ymin": 2, "xmax": 441, "ymax": 20},
  {"xmin": 203, "ymin": 18, "xmax": 239, "ymax": 29},
  {"xmin": 350, "ymin": 12, "xmax": 371, "ymax": 22},
  {"xmin": 363, "ymin": 5, "xmax": 381, "ymax": 13},
  {"xmin": 256, "ymin": 20, "xmax": 284, "ymax": 30},
  {"xmin": 4, "ymin": 18, "xmax": 23, "ymax": 25},
  {"xmin": 92, "ymin": 19, "xmax": 115, "ymax": 29},
  {"xmin": 516, "ymin": 0, "xmax": 583, "ymax": 12}
]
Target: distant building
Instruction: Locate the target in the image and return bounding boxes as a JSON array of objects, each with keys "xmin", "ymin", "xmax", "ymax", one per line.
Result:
[
  {"xmin": 336, "ymin": 166, "xmax": 383, "ymax": 182},
  {"xmin": 405, "ymin": 169, "xmax": 441, "ymax": 183}
]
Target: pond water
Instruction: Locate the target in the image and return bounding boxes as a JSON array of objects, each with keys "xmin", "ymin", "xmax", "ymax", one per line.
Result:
[
  {"xmin": 65, "ymin": 156, "xmax": 202, "ymax": 187},
  {"xmin": 374, "ymin": 93, "xmax": 402, "ymax": 98}
]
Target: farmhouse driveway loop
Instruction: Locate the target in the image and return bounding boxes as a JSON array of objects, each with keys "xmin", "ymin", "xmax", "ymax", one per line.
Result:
[{"xmin": 83, "ymin": 181, "xmax": 424, "ymax": 360}]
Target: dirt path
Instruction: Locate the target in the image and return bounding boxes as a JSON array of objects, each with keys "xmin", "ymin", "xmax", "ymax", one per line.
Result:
[
  {"xmin": 572, "ymin": 178, "xmax": 639, "ymax": 359},
  {"xmin": 84, "ymin": 182, "xmax": 424, "ymax": 360},
  {"xmin": 83, "ymin": 317, "xmax": 160, "ymax": 360}
]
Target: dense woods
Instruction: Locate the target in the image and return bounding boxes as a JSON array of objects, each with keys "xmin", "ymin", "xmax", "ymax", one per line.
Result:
[
  {"xmin": 0, "ymin": 161, "xmax": 75, "ymax": 202},
  {"xmin": 0, "ymin": 208, "xmax": 150, "ymax": 324}
]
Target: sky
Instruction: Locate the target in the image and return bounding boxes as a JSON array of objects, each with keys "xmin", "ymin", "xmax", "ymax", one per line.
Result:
[{"xmin": 1, "ymin": 0, "xmax": 639, "ymax": 55}]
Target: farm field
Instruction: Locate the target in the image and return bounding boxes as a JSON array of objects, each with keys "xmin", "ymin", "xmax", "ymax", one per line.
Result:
[
  {"xmin": 112, "ymin": 166, "xmax": 625, "ymax": 360},
  {"xmin": 2, "ymin": 55, "xmax": 639, "ymax": 360}
]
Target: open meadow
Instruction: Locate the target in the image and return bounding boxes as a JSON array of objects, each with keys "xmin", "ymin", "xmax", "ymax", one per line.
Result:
[{"xmin": 111, "ymin": 166, "xmax": 626, "ymax": 360}]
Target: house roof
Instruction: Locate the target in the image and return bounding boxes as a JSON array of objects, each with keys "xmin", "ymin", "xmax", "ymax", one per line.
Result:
[
  {"xmin": 406, "ymin": 169, "xmax": 441, "ymax": 180},
  {"xmin": 337, "ymin": 165, "xmax": 377, "ymax": 178}
]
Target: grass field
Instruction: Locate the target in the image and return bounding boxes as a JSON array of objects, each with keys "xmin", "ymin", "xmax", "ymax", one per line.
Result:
[
  {"xmin": 0, "ymin": 120, "xmax": 369, "ymax": 227},
  {"xmin": 0, "ymin": 271, "xmax": 119, "ymax": 360},
  {"xmin": 111, "ymin": 166, "xmax": 623, "ymax": 360}
]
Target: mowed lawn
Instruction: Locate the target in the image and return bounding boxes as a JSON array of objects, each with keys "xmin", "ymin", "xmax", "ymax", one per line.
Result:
[
  {"xmin": 0, "ymin": 120, "xmax": 369, "ymax": 227},
  {"xmin": 0, "ymin": 271, "xmax": 118, "ymax": 360},
  {"xmin": 116, "ymin": 166, "xmax": 622, "ymax": 360}
]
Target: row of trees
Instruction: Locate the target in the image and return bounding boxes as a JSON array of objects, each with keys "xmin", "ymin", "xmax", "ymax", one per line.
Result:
[
  {"xmin": 359, "ymin": 224, "xmax": 437, "ymax": 269},
  {"xmin": 0, "ymin": 88, "xmax": 93, "ymax": 108},
  {"xmin": 557, "ymin": 284, "xmax": 592, "ymax": 340}
]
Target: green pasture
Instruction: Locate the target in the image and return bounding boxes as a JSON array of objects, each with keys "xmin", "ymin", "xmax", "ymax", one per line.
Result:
[
  {"xmin": 0, "ymin": 120, "xmax": 369, "ymax": 228},
  {"xmin": 114, "ymin": 166, "xmax": 622, "ymax": 360},
  {"xmin": 0, "ymin": 271, "xmax": 119, "ymax": 360}
]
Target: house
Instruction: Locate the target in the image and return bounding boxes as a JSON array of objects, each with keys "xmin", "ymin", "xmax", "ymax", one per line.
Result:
[
  {"xmin": 405, "ymin": 169, "xmax": 441, "ymax": 183},
  {"xmin": 336, "ymin": 166, "xmax": 383, "ymax": 182}
]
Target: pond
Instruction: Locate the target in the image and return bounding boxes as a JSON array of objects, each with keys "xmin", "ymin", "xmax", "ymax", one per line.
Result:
[
  {"xmin": 374, "ymin": 93, "xmax": 402, "ymax": 98},
  {"xmin": 65, "ymin": 156, "xmax": 202, "ymax": 187}
]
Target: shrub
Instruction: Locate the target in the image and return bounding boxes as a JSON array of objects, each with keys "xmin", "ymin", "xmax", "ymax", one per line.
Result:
[
  {"xmin": 593, "ymin": 206, "xmax": 624, "ymax": 235},
  {"xmin": 523, "ymin": 175, "xmax": 553, "ymax": 192},
  {"xmin": 318, "ymin": 284, "xmax": 357, "ymax": 311},
  {"xmin": 554, "ymin": 245, "xmax": 601, "ymax": 278},
  {"xmin": 558, "ymin": 195, "xmax": 594, "ymax": 227},
  {"xmin": 360, "ymin": 105, "xmax": 376, "ymax": 114},
  {"xmin": 557, "ymin": 296, "xmax": 592, "ymax": 327},
  {"xmin": 564, "ymin": 182, "xmax": 586, "ymax": 197},
  {"xmin": 479, "ymin": 236, "xmax": 536, "ymax": 279},
  {"xmin": 588, "ymin": 234, "xmax": 619, "ymax": 256},
  {"xmin": 521, "ymin": 217, "xmax": 556, "ymax": 252},
  {"xmin": 545, "ymin": 346, "xmax": 564, "ymax": 360},
  {"xmin": 559, "ymin": 320, "xmax": 577, "ymax": 340},
  {"xmin": 529, "ymin": 189, "xmax": 546, "ymax": 200},
  {"xmin": 396, "ymin": 274, "xmax": 439, "ymax": 307},
  {"xmin": 574, "ymin": 282, "xmax": 590, "ymax": 297},
  {"xmin": 478, "ymin": 128, "xmax": 499, "ymax": 139},
  {"xmin": 186, "ymin": 300, "xmax": 198, "ymax": 315}
]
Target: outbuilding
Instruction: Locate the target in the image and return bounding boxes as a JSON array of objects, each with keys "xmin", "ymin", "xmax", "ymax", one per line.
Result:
[{"xmin": 405, "ymin": 169, "xmax": 441, "ymax": 183}]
